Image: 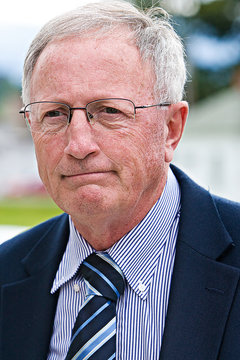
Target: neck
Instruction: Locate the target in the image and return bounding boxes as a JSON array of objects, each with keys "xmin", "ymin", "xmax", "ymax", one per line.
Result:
[
  {"xmin": 71, "ymin": 212, "xmax": 142, "ymax": 250},
  {"xmin": 71, "ymin": 179, "xmax": 167, "ymax": 250}
]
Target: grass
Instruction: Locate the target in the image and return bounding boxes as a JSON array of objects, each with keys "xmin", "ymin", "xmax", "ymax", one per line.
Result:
[{"xmin": 0, "ymin": 196, "xmax": 63, "ymax": 227}]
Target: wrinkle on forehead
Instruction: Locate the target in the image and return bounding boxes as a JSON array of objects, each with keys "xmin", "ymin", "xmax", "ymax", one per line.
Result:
[
  {"xmin": 30, "ymin": 29, "xmax": 156, "ymax": 104},
  {"xmin": 33, "ymin": 27, "xmax": 136, "ymax": 73}
]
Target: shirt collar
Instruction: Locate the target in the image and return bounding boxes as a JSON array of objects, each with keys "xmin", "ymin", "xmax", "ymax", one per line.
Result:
[
  {"xmin": 51, "ymin": 219, "xmax": 93, "ymax": 293},
  {"xmin": 51, "ymin": 168, "xmax": 180, "ymax": 298},
  {"xmin": 108, "ymin": 168, "xmax": 180, "ymax": 299}
]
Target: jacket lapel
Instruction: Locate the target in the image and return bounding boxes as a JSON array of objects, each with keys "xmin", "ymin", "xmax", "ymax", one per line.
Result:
[
  {"xmin": 1, "ymin": 214, "xmax": 69, "ymax": 359},
  {"xmin": 160, "ymin": 166, "xmax": 240, "ymax": 360},
  {"xmin": 160, "ymin": 241, "xmax": 240, "ymax": 360}
]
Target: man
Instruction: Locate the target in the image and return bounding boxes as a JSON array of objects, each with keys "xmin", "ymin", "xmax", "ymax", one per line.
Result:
[{"xmin": 0, "ymin": 1, "xmax": 240, "ymax": 359}]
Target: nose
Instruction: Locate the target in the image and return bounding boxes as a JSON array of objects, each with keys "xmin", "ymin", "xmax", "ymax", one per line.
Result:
[{"xmin": 64, "ymin": 109, "xmax": 100, "ymax": 160}]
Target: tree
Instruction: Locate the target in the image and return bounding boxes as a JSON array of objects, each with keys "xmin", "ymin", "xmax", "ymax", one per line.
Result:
[{"xmin": 130, "ymin": 0, "xmax": 240, "ymax": 101}]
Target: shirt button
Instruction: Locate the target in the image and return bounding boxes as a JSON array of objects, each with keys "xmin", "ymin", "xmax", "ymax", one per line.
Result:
[
  {"xmin": 74, "ymin": 283, "xmax": 80, "ymax": 292},
  {"xmin": 138, "ymin": 281, "xmax": 146, "ymax": 292}
]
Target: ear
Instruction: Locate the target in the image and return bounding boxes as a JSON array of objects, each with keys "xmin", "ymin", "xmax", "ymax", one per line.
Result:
[{"xmin": 164, "ymin": 101, "xmax": 188, "ymax": 164}]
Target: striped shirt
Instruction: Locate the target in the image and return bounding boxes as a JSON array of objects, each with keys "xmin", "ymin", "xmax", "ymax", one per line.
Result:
[{"xmin": 47, "ymin": 168, "xmax": 181, "ymax": 360}]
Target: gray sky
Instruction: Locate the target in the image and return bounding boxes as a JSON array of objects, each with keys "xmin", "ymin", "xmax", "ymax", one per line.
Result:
[
  {"xmin": 0, "ymin": 0, "xmax": 99, "ymax": 83},
  {"xmin": 1, "ymin": 0, "xmax": 98, "ymax": 26}
]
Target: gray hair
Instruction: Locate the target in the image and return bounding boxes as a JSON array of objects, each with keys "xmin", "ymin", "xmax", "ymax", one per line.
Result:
[{"xmin": 22, "ymin": 0, "xmax": 187, "ymax": 105}]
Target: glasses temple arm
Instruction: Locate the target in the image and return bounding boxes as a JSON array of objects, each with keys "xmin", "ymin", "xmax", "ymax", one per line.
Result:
[{"xmin": 135, "ymin": 103, "xmax": 171, "ymax": 110}]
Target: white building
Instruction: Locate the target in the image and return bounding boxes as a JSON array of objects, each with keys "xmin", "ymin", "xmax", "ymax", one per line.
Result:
[{"xmin": 174, "ymin": 87, "xmax": 240, "ymax": 201}]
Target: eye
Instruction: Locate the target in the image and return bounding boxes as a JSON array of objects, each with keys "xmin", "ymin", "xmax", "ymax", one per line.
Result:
[
  {"xmin": 40, "ymin": 106, "xmax": 69, "ymax": 133},
  {"xmin": 40, "ymin": 106, "xmax": 69, "ymax": 125},
  {"xmin": 44, "ymin": 109, "xmax": 67, "ymax": 119},
  {"xmin": 103, "ymin": 107, "xmax": 121, "ymax": 114},
  {"xmin": 86, "ymin": 99, "xmax": 135, "ymax": 128},
  {"xmin": 46, "ymin": 110, "xmax": 60, "ymax": 117}
]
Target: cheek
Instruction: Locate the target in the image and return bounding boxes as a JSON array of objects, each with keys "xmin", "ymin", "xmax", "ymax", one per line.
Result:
[
  {"xmin": 102, "ymin": 121, "xmax": 166, "ymax": 183},
  {"xmin": 103, "ymin": 126, "xmax": 150, "ymax": 166},
  {"xmin": 126, "ymin": 119, "xmax": 166, "ymax": 160},
  {"xmin": 134, "ymin": 121, "xmax": 167, "ymax": 183},
  {"xmin": 33, "ymin": 134, "xmax": 64, "ymax": 185}
]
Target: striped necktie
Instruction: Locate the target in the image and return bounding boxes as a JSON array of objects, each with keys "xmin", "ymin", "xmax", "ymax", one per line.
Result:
[{"xmin": 65, "ymin": 252, "xmax": 125, "ymax": 360}]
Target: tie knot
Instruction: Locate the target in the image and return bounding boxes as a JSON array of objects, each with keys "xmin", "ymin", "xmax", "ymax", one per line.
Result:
[{"xmin": 80, "ymin": 253, "xmax": 125, "ymax": 302}]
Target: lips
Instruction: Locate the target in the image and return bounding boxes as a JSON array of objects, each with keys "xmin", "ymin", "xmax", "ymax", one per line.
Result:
[
  {"xmin": 60, "ymin": 169, "xmax": 117, "ymax": 187},
  {"xmin": 62, "ymin": 170, "xmax": 113, "ymax": 178}
]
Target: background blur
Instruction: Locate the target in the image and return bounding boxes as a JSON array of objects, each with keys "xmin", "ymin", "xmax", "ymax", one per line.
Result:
[{"xmin": 0, "ymin": 0, "xmax": 240, "ymax": 237}]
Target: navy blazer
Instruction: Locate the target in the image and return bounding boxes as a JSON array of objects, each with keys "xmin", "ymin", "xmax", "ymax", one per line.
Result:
[{"xmin": 1, "ymin": 165, "xmax": 240, "ymax": 359}]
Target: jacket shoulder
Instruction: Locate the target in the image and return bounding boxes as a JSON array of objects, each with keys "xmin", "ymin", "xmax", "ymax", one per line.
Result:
[
  {"xmin": 171, "ymin": 164, "xmax": 240, "ymax": 226},
  {"xmin": 212, "ymin": 195, "xmax": 240, "ymax": 244},
  {"xmin": 0, "ymin": 214, "xmax": 68, "ymax": 280},
  {"xmin": 171, "ymin": 164, "xmax": 240, "ymax": 253}
]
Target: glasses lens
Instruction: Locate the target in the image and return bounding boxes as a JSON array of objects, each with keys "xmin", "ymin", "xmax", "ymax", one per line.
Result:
[
  {"xmin": 86, "ymin": 99, "xmax": 135, "ymax": 126},
  {"xmin": 24, "ymin": 102, "xmax": 70, "ymax": 133}
]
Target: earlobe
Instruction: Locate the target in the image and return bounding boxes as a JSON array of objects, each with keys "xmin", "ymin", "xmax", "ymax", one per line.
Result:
[{"xmin": 164, "ymin": 101, "xmax": 188, "ymax": 164}]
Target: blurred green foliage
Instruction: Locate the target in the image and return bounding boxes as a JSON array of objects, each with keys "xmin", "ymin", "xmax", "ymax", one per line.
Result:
[
  {"xmin": 133, "ymin": 0, "xmax": 239, "ymax": 34},
  {"xmin": 197, "ymin": 0, "xmax": 238, "ymax": 36},
  {"xmin": 0, "ymin": 77, "xmax": 20, "ymax": 100},
  {"xmin": 131, "ymin": 0, "xmax": 240, "ymax": 102}
]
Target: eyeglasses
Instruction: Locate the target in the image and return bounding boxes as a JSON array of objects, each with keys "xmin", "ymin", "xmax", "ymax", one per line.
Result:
[{"xmin": 19, "ymin": 98, "xmax": 171, "ymax": 134}]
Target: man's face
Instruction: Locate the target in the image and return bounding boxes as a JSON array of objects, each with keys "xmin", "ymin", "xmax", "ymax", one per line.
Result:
[{"xmin": 30, "ymin": 32, "xmax": 185, "ymax": 232}]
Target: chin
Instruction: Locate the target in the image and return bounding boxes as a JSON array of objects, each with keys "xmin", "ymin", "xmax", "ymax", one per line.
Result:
[{"xmin": 56, "ymin": 186, "xmax": 117, "ymax": 215}]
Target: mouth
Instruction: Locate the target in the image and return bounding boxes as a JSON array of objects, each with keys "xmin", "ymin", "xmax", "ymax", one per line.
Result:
[
  {"xmin": 61, "ymin": 170, "xmax": 115, "ymax": 184},
  {"xmin": 62, "ymin": 169, "xmax": 112, "ymax": 177}
]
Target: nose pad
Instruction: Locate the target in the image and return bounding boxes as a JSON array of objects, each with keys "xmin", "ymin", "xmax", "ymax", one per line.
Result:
[
  {"xmin": 68, "ymin": 111, "xmax": 73, "ymax": 124},
  {"xmin": 87, "ymin": 111, "xmax": 95, "ymax": 124}
]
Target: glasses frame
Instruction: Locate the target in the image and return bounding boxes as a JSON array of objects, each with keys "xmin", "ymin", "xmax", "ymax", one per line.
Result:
[{"xmin": 19, "ymin": 98, "xmax": 171, "ymax": 132}]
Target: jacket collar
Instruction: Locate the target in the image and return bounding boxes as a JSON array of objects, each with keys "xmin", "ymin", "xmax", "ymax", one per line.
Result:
[
  {"xmin": 21, "ymin": 213, "xmax": 69, "ymax": 276},
  {"xmin": 171, "ymin": 164, "xmax": 234, "ymax": 259}
]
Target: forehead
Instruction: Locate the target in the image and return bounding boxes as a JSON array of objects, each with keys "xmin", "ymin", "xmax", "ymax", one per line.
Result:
[{"xmin": 30, "ymin": 30, "xmax": 155, "ymax": 102}]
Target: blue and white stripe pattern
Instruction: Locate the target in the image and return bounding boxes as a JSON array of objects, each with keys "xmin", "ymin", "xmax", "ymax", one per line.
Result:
[
  {"xmin": 47, "ymin": 168, "xmax": 181, "ymax": 360},
  {"xmin": 65, "ymin": 253, "xmax": 124, "ymax": 360}
]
